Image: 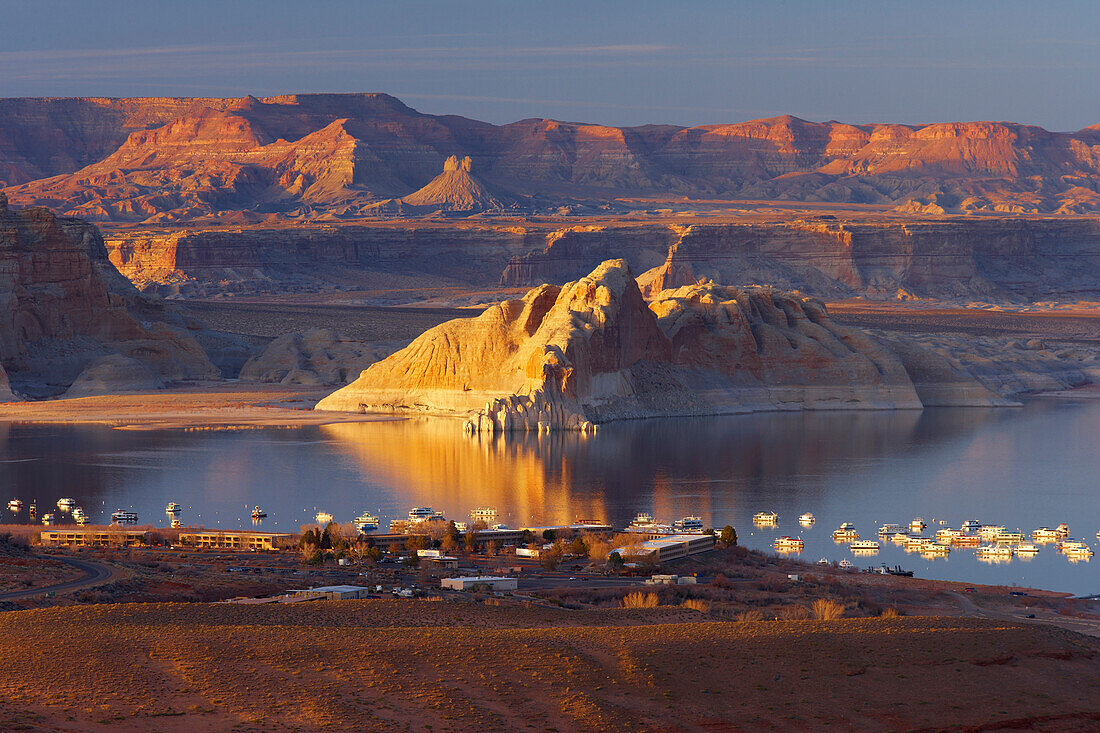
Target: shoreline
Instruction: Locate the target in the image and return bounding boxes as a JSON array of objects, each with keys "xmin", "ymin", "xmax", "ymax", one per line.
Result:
[{"xmin": 0, "ymin": 380, "xmax": 1095, "ymax": 430}]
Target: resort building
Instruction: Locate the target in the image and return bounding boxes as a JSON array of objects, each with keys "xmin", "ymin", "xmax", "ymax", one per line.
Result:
[
  {"xmin": 440, "ymin": 576, "xmax": 518, "ymax": 592},
  {"xmin": 177, "ymin": 530, "xmax": 291, "ymax": 551},
  {"xmin": 40, "ymin": 528, "xmax": 151, "ymax": 547},
  {"xmin": 289, "ymin": 585, "xmax": 375, "ymax": 600},
  {"xmin": 612, "ymin": 534, "xmax": 716, "ymax": 563}
]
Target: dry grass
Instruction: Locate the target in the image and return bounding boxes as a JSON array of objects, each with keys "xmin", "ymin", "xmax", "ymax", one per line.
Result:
[
  {"xmin": 734, "ymin": 609, "xmax": 765, "ymax": 623},
  {"xmin": 0, "ymin": 602, "xmax": 1098, "ymax": 732},
  {"xmin": 812, "ymin": 598, "xmax": 846, "ymax": 620},
  {"xmin": 621, "ymin": 591, "xmax": 659, "ymax": 609},
  {"xmin": 681, "ymin": 598, "xmax": 710, "ymax": 614}
]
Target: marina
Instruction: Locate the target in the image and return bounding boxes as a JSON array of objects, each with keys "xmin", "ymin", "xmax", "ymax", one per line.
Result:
[{"xmin": 0, "ymin": 397, "xmax": 1096, "ymax": 594}]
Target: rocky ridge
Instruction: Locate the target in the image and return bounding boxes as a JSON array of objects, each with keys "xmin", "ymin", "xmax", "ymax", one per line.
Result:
[
  {"xmin": 314, "ymin": 260, "xmax": 1007, "ymax": 431},
  {"xmin": 0, "ymin": 194, "xmax": 217, "ymax": 396},
  {"xmin": 3, "ymin": 94, "xmax": 1100, "ymax": 219}
]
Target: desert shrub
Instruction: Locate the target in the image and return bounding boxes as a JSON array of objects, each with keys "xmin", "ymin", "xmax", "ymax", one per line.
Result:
[
  {"xmin": 778, "ymin": 604, "xmax": 811, "ymax": 620},
  {"xmin": 621, "ymin": 592, "xmax": 659, "ymax": 609},
  {"xmin": 880, "ymin": 607, "xmax": 901, "ymax": 618},
  {"xmin": 811, "ymin": 598, "xmax": 845, "ymax": 620},
  {"xmin": 734, "ymin": 609, "xmax": 764, "ymax": 623},
  {"xmin": 681, "ymin": 598, "xmax": 710, "ymax": 614}
]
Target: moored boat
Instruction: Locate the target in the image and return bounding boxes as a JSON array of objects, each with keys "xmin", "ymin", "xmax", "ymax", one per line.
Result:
[
  {"xmin": 850, "ymin": 540, "xmax": 879, "ymax": 551},
  {"xmin": 41, "ymin": 513, "xmax": 56, "ymax": 525},
  {"xmin": 921, "ymin": 542, "xmax": 951, "ymax": 555},
  {"xmin": 673, "ymin": 516, "xmax": 704, "ymax": 533},
  {"xmin": 878, "ymin": 523, "xmax": 904, "ymax": 536},
  {"xmin": 354, "ymin": 512, "xmax": 379, "ymax": 531},
  {"xmin": 111, "ymin": 510, "xmax": 138, "ymax": 524},
  {"xmin": 166, "ymin": 502, "xmax": 181, "ymax": 514},
  {"xmin": 1032, "ymin": 527, "xmax": 1060, "ymax": 542},
  {"xmin": 773, "ymin": 536, "xmax": 804, "ymax": 552},
  {"xmin": 315, "ymin": 511, "xmax": 334, "ymax": 524},
  {"xmin": 1015, "ymin": 543, "xmax": 1039, "ymax": 554},
  {"xmin": 56, "ymin": 497, "xmax": 75, "ymax": 512},
  {"xmin": 994, "ymin": 531, "xmax": 1024, "ymax": 544},
  {"xmin": 952, "ymin": 534, "xmax": 980, "ymax": 547},
  {"xmin": 7, "ymin": 498, "xmax": 22, "ymax": 512},
  {"xmin": 1055, "ymin": 523, "xmax": 1070, "ymax": 537},
  {"xmin": 251, "ymin": 506, "xmax": 267, "ymax": 520},
  {"xmin": 904, "ymin": 536, "xmax": 932, "ymax": 550},
  {"xmin": 798, "ymin": 513, "xmax": 815, "ymax": 525},
  {"xmin": 753, "ymin": 511, "xmax": 779, "ymax": 525},
  {"xmin": 977, "ymin": 545, "xmax": 1013, "ymax": 557},
  {"xmin": 72, "ymin": 507, "xmax": 87, "ymax": 524},
  {"xmin": 408, "ymin": 507, "xmax": 444, "ymax": 523},
  {"xmin": 832, "ymin": 522, "xmax": 859, "ymax": 541},
  {"xmin": 909, "ymin": 517, "xmax": 926, "ymax": 531},
  {"xmin": 838, "ymin": 559, "xmax": 855, "ymax": 569},
  {"xmin": 960, "ymin": 519, "xmax": 981, "ymax": 532}
]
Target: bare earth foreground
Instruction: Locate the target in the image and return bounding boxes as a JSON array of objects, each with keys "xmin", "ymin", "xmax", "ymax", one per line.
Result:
[{"xmin": 0, "ymin": 602, "xmax": 1097, "ymax": 732}]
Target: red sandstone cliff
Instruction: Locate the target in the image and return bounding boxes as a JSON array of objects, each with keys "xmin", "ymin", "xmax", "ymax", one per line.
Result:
[
  {"xmin": 2, "ymin": 94, "xmax": 1099, "ymax": 219},
  {"xmin": 0, "ymin": 193, "xmax": 217, "ymax": 396}
]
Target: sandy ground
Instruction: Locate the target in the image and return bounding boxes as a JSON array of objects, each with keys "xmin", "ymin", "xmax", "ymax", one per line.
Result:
[
  {"xmin": 0, "ymin": 601, "xmax": 1097, "ymax": 732},
  {"xmin": 0, "ymin": 383, "xmax": 398, "ymax": 430}
]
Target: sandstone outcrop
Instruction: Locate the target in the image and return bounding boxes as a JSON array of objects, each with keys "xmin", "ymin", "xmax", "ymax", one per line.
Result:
[
  {"xmin": 3, "ymin": 94, "xmax": 1100, "ymax": 219},
  {"xmin": 315, "ymin": 260, "xmax": 966, "ymax": 431},
  {"xmin": 63, "ymin": 355, "xmax": 164, "ymax": 398},
  {"xmin": 0, "ymin": 362, "xmax": 16, "ymax": 402},
  {"xmin": 0, "ymin": 197, "xmax": 218, "ymax": 395},
  {"xmin": 401, "ymin": 156, "xmax": 514, "ymax": 212},
  {"xmin": 239, "ymin": 328, "xmax": 403, "ymax": 386}
]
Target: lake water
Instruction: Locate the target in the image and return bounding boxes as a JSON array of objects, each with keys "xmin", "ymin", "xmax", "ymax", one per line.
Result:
[{"xmin": 2, "ymin": 396, "xmax": 1097, "ymax": 595}]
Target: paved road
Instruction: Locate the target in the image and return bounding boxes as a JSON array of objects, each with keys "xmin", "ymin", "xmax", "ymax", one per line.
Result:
[{"xmin": 0, "ymin": 556, "xmax": 113, "ymax": 601}]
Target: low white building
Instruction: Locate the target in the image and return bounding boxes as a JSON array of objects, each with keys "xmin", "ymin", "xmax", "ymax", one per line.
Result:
[
  {"xmin": 645, "ymin": 574, "xmax": 698, "ymax": 585},
  {"xmin": 515, "ymin": 547, "xmax": 540, "ymax": 558},
  {"xmin": 290, "ymin": 585, "xmax": 374, "ymax": 600},
  {"xmin": 440, "ymin": 576, "xmax": 518, "ymax": 592}
]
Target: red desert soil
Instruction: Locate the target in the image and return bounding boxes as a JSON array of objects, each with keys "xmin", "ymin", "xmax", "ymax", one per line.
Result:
[{"xmin": 0, "ymin": 601, "xmax": 1097, "ymax": 732}]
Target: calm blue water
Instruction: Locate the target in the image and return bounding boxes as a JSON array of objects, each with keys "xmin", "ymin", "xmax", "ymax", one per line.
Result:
[{"xmin": 1, "ymin": 396, "xmax": 1097, "ymax": 594}]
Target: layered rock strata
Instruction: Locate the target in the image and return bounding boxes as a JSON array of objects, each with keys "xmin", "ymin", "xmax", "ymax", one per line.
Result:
[
  {"xmin": 316, "ymin": 260, "xmax": 953, "ymax": 431},
  {"xmin": 4, "ymin": 94, "xmax": 1100, "ymax": 218},
  {"xmin": 239, "ymin": 328, "xmax": 404, "ymax": 386},
  {"xmin": 0, "ymin": 195, "xmax": 217, "ymax": 395}
]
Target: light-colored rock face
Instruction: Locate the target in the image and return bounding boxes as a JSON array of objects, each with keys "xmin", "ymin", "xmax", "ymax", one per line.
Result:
[
  {"xmin": 316, "ymin": 259, "xmax": 945, "ymax": 431},
  {"xmin": 0, "ymin": 361, "xmax": 17, "ymax": 402},
  {"xmin": 239, "ymin": 328, "xmax": 404, "ymax": 386},
  {"xmin": 63, "ymin": 355, "xmax": 164, "ymax": 398},
  {"xmin": 0, "ymin": 203, "xmax": 218, "ymax": 395}
]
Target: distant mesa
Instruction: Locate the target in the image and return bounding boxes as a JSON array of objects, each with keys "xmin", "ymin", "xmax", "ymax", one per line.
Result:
[
  {"xmin": 315, "ymin": 259, "xmax": 1007, "ymax": 431},
  {"xmin": 401, "ymin": 155, "xmax": 514, "ymax": 213},
  {"xmin": 2, "ymin": 94, "xmax": 1100, "ymax": 221}
]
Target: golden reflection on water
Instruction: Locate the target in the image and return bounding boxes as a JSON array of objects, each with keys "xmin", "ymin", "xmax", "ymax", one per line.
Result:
[{"xmin": 319, "ymin": 408, "xmax": 934, "ymax": 527}]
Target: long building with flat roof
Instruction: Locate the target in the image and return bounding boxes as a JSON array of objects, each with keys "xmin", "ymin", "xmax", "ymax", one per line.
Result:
[
  {"xmin": 612, "ymin": 534, "xmax": 716, "ymax": 563},
  {"xmin": 41, "ymin": 528, "xmax": 151, "ymax": 547},
  {"xmin": 178, "ymin": 530, "xmax": 291, "ymax": 551}
]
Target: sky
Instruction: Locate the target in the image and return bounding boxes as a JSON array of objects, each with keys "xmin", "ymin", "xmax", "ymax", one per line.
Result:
[{"xmin": 1, "ymin": 0, "xmax": 1097, "ymax": 130}]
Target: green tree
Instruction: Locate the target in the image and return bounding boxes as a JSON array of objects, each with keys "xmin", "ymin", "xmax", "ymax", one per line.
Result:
[
  {"xmin": 542, "ymin": 529, "xmax": 556, "ymax": 541},
  {"xmin": 719, "ymin": 525, "xmax": 738, "ymax": 547},
  {"xmin": 607, "ymin": 551, "xmax": 625, "ymax": 572}
]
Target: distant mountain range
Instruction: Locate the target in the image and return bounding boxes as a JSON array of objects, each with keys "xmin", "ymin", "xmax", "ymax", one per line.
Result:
[{"xmin": 1, "ymin": 93, "xmax": 1099, "ymax": 221}]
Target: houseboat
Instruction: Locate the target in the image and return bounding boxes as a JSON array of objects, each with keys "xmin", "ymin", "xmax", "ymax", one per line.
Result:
[
  {"xmin": 889, "ymin": 531, "xmax": 911, "ymax": 544},
  {"xmin": 978, "ymin": 525, "xmax": 1006, "ymax": 538},
  {"xmin": 838, "ymin": 559, "xmax": 855, "ymax": 569},
  {"xmin": 408, "ymin": 507, "xmax": 444, "ymax": 523},
  {"xmin": 850, "ymin": 540, "xmax": 880, "ymax": 551},
  {"xmin": 909, "ymin": 517, "xmax": 926, "ymax": 531},
  {"xmin": 1055, "ymin": 523, "xmax": 1070, "ymax": 537},
  {"xmin": 976, "ymin": 545, "xmax": 1013, "ymax": 558},
  {"xmin": 832, "ymin": 523, "xmax": 859, "ymax": 541},
  {"xmin": 994, "ymin": 530, "xmax": 1024, "ymax": 544},
  {"xmin": 166, "ymin": 502, "xmax": 181, "ymax": 514},
  {"xmin": 674, "ymin": 516, "xmax": 705, "ymax": 533},
  {"xmin": 952, "ymin": 534, "xmax": 980, "ymax": 547},
  {"xmin": 753, "ymin": 511, "xmax": 779, "ymax": 525},
  {"xmin": 960, "ymin": 519, "xmax": 981, "ymax": 532},
  {"xmin": 111, "ymin": 510, "xmax": 138, "ymax": 524},
  {"xmin": 935, "ymin": 528, "xmax": 961, "ymax": 542},
  {"xmin": 7, "ymin": 499, "xmax": 22, "ymax": 512},
  {"xmin": 315, "ymin": 511, "xmax": 334, "ymax": 524},
  {"xmin": 72, "ymin": 507, "xmax": 87, "ymax": 524},
  {"xmin": 251, "ymin": 506, "xmax": 267, "ymax": 520},
  {"xmin": 627, "ymin": 513, "xmax": 673, "ymax": 534},
  {"xmin": 354, "ymin": 512, "xmax": 380, "ymax": 532},
  {"xmin": 798, "ymin": 513, "xmax": 815, "ymax": 525},
  {"xmin": 773, "ymin": 536, "xmax": 805, "ymax": 552},
  {"xmin": 878, "ymin": 523, "xmax": 904, "ymax": 536},
  {"xmin": 1015, "ymin": 543, "xmax": 1039, "ymax": 554},
  {"xmin": 1032, "ymin": 527, "xmax": 1060, "ymax": 542},
  {"xmin": 41, "ymin": 513, "xmax": 56, "ymax": 525},
  {"xmin": 56, "ymin": 497, "xmax": 75, "ymax": 512},
  {"xmin": 170, "ymin": 518, "xmax": 182, "ymax": 529},
  {"xmin": 921, "ymin": 542, "xmax": 951, "ymax": 555},
  {"xmin": 470, "ymin": 506, "xmax": 498, "ymax": 524},
  {"xmin": 905, "ymin": 536, "xmax": 932, "ymax": 550}
]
